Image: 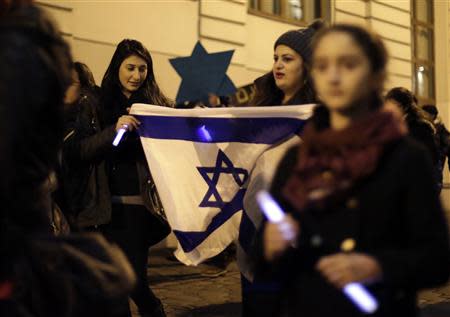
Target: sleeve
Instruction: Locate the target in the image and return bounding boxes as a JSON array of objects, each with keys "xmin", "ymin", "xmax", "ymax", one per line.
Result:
[
  {"xmin": 250, "ymin": 145, "xmax": 301, "ymax": 276},
  {"xmin": 373, "ymin": 144, "xmax": 450, "ymax": 289},
  {"xmin": 63, "ymin": 103, "xmax": 116, "ymax": 164},
  {"xmin": 269, "ymin": 144, "xmax": 300, "ymax": 212},
  {"xmin": 410, "ymin": 122, "xmax": 439, "ymax": 165},
  {"xmin": 442, "ymin": 126, "xmax": 450, "ymax": 171}
]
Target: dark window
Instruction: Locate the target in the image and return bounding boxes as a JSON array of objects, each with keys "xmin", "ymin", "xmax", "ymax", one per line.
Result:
[
  {"xmin": 412, "ymin": 0, "xmax": 435, "ymax": 105},
  {"xmin": 249, "ymin": 0, "xmax": 330, "ymax": 25}
]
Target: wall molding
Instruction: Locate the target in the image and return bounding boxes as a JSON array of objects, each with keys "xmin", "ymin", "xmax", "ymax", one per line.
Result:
[
  {"xmin": 200, "ymin": 35, "xmax": 245, "ymax": 47},
  {"xmin": 372, "ymin": 0, "xmax": 410, "ymax": 14},
  {"xmin": 390, "ymin": 55, "xmax": 412, "ymax": 63},
  {"xmin": 36, "ymin": 1, "xmax": 72, "ymax": 12},
  {"xmin": 335, "ymin": 8, "xmax": 367, "ymax": 20},
  {"xmin": 379, "ymin": 35, "xmax": 410, "ymax": 47},
  {"xmin": 370, "ymin": 16, "xmax": 410, "ymax": 30},
  {"xmin": 200, "ymin": 14, "xmax": 246, "ymax": 26},
  {"xmin": 387, "ymin": 72, "xmax": 411, "ymax": 79}
]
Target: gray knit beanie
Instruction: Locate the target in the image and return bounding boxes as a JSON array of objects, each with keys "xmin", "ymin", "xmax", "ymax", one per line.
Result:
[{"xmin": 274, "ymin": 20, "xmax": 324, "ymax": 64}]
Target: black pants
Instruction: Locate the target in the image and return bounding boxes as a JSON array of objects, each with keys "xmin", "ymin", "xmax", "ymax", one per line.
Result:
[{"xmin": 104, "ymin": 204, "xmax": 161, "ymax": 315}]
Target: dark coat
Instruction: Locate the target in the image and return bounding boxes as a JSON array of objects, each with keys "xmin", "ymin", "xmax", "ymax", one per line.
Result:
[
  {"xmin": 100, "ymin": 91, "xmax": 170, "ymax": 245},
  {"xmin": 255, "ymin": 137, "xmax": 450, "ymax": 317},
  {"xmin": 433, "ymin": 120, "xmax": 450, "ymax": 183},
  {"xmin": 407, "ymin": 116, "xmax": 438, "ymax": 165},
  {"xmin": 60, "ymin": 90, "xmax": 115, "ymax": 228}
]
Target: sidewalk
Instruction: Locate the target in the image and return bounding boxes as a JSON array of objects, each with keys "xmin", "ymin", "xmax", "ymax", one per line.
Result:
[
  {"xmin": 131, "ymin": 248, "xmax": 241, "ymax": 317},
  {"xmin": 130, "ymin": 248, "xmax": 450, "ymax": 317}
]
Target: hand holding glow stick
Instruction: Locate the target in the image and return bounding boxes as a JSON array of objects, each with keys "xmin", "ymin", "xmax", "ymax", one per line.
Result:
[
  {"xmin": 256, "ymin": 190, "xmax": 296, "ymax": 242},
  {"xmin": 112, "ymin": 124, "xmax": 128, "ymax": 147},
  {"xmin": 255, "ymin": 190, "xmax": 378, "ymax": 314}
]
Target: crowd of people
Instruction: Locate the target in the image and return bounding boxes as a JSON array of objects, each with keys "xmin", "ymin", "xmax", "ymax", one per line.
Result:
[{"xmin": 1, "ymin": 1, "xmax": 449, "ymax": 317}]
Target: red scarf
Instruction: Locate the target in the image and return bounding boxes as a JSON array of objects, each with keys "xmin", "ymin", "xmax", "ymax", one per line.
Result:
[{"xmin": 283, "ymin": 109, "xmax": 407, "ymax": 211}]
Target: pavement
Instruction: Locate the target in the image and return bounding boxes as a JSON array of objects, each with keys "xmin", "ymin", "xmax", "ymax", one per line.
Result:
[
  {"xmin": 129, "ymin": 248, "xmax": 450, "ymax": 317},
  {"xmin": 130, "ymin": 248, "xmax": 240, "ymax": 317}
]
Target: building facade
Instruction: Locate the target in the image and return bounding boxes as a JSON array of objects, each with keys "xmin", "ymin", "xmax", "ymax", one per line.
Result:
[
  {"xmin": 36, "ymin": 0, "xmax": 450, "ymax": 243},
  {"xmin": 37, "ymin": 0, "xmax": 449, "ymax": 116}
]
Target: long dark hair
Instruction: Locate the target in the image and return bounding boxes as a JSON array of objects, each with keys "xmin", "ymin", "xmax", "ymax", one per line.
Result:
[
  {"xmin": 251, "ymin": 69, "xmax": 316, "ymax": 107},
  {"xmin": 385, "ymin": 87, "xmax": 432, "ymax": 124},
  {"xmin": 101, "ymin": 39, "xmax": 172, "ymax": 123},
  {"xmin": 74, "ymin": 61, "xmax": 96, "ymax": 90},
  {"xmin": 251, "ymin": 20, "xmax": 324, "ymax": 107},
  {"xmin": 310, "ymin": 24, "xmax": 388, "ymax": 130}
]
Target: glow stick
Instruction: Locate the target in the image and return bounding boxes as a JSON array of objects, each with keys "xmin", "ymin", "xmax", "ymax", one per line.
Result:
[
  {"xmin": 112, "ymin": 125, "xmax": 128, "ymax": 146},
  {"xmin": 197, "ymin": 125, "xmax": 212, "ymax": 142},
  {"xmin": 255, "ymin": 191, "xmax": 296, "ymax": 243},
  {"xmin": 255, "ymin": 190, "xmax": 378, "ymax": 314},
  {"xmin": 343, "ymin": 283, "xmax": 378, "ymax": 314}
]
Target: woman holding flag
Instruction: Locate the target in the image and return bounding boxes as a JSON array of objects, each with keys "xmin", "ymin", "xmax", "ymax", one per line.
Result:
[
  {"xmin": 99, "ymin": 39, "xmax": 172, "ymax": 317},
  {"xmin": 241, "ymin": 20, "xmax": 324, "ymax": 316},
  {"xmin": 258, "ymin": 24, "xmax": 450, "ymax": 316}
]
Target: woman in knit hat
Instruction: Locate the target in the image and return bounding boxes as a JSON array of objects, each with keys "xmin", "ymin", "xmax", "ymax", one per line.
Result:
[
  {"xmin": 240, "ymin": 20, "xmax": 324, "ymax": 317},
  {"xmin": 251, "ymin": 20, "xmax": 324, "ymax": 107}
]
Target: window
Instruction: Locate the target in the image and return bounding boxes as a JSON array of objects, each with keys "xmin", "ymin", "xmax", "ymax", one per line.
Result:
[
  {"xmin": 249, "ymin": 0, "xmax": 330, "ymax": 25},
  {"xmin": 412, "ymin": 0, "xmax": 435, "ymax": 105}
]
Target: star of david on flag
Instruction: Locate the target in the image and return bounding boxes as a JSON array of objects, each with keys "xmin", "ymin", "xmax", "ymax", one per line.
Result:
[
  {"xmin": 131, "ymin": 103, "xmax": 315, "ymax": 265},
  {"xmin": 198, "ymin": 150, "xmax": 248, "ymax": 208}
]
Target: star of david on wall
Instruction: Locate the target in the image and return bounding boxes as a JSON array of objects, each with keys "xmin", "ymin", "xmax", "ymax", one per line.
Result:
[
  {"xmin": 197, "ymin": 150, "xmax": 248, "ymax": 209},
  {"xmin": 169, "ymin": 41, "xmax": 236, "ymax": 104}
]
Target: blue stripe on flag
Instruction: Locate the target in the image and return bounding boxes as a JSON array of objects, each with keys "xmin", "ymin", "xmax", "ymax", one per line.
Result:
[
  {"xmin": 135, "ymin": 116, "xmax": 305, "ymax": 144},
  {"xmin": 173, "ymin": 188, "xmax": 246, "ymax": 253}
]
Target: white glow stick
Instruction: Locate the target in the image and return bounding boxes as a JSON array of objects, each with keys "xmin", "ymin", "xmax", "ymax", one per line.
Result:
[
  {"xmin": 255, "ymin": 190, "xmax": 378, "ymax": 314},
  {"xmin": 256, "ymin": 191, "xmax": 296, "ymax": 242},
  {"xmin": 343, "ymin": 283, "xmax": 378, "ymax": 314},
  {"xmin": 112, "ymin": 125, "xmax": 128, "ymax": 147}
]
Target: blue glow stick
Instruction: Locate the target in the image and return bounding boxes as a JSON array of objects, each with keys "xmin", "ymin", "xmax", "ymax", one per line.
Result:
[
  {"xmin": 255, "ymin": 190, "xmax": 378, "ymax": 314},
  {"xmin": 112, "ymin": 125, "xmax": 128, "ymax": 147},
  {"xmin": 197, "ymin": 125, "xmax": 212, "ymax": 142}
]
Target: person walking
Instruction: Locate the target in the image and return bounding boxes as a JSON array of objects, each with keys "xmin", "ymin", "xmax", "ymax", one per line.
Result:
[{"xmin": 99, "ymin": 39, "xmax": 172, "ymax": 317}]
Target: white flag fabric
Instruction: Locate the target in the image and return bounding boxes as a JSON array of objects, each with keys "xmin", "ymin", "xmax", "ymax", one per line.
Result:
[
  {"xmin": 238, "ymin": 135, "xmax": 301, "ymax": 281},
  {"xmin": 130, "ymin": 104, "xmax": 314, "ymax": 266}
]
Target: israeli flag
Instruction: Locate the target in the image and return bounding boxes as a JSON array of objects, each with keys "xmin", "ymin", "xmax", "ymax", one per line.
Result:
[{"xmin": 131, "ymin": 104, "xmax": 314, "ymax": 266}]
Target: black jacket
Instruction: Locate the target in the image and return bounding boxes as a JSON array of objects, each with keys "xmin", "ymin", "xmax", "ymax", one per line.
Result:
[
  {"xmin": 60, "ymin": 91, "xmax": 115, "ymax": 228},
  {"xmin": 406, "ymin": 116, "xmax": 438, "ymax": 165},
  {"xmin": 434, "ymin": 120, "xmax": 450, "ymax": 174},
  {"xmin": 255, "ymin": 137, "xmax": 450, "ymax": 317},
  {"xmin": 100, "ymin": 91, "xmax": 169, "ymax": 244}
]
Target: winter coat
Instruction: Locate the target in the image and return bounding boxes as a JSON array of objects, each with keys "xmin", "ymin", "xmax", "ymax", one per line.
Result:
[
  {"xmin": 60, "ymin": 90, "xmax": 115, "ymax": 228},
  {"xmin": 255, "ymin": 138, "xmax": 450, "ymax": 317},
  {"xmin": 100, "ymin": 91, "xmax": 170, "ymax": 245}
]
